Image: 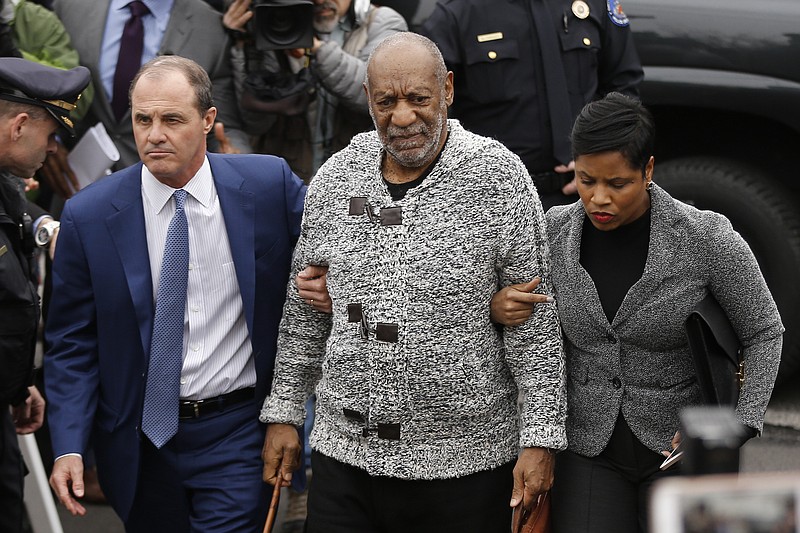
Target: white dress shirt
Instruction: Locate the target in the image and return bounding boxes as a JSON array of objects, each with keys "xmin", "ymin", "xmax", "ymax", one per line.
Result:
[{"xmin": 141, "ymin": 157, "xmax": 256, "ymax": 400}]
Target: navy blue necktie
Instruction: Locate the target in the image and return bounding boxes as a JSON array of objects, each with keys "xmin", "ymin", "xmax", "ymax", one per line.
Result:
[
  {"xmin": 112, "ymin": 1, "xmax": 150, "ymax": 121},
  {"xmin": 142, "ymin": 189, "xmax": 189, "ymax": 448}
]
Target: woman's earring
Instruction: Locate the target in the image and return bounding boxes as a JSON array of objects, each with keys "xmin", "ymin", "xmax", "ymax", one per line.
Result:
[{"xmin": 646, "ymin": 180, "xmax": 653, "ymax": 191}]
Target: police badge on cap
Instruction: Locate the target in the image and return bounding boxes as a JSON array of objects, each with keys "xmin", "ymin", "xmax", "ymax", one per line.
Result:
[{"xmin": 0, "ymin": 57, "xmax": 91, "ymax": 135}]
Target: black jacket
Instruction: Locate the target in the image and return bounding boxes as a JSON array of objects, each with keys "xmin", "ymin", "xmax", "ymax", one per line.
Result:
[
  {"xmin": 0, "ymin": 172, "xmax": 40, "ymax": 406},
  {"xmin": 422, "ymin": 0, "xmax": 643, "ymax": 173}
]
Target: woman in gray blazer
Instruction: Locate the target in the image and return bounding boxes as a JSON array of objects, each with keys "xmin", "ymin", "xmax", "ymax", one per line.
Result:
[{"xmin": 491, "ymin": 93, "xmax": 783, "ymax": 532}]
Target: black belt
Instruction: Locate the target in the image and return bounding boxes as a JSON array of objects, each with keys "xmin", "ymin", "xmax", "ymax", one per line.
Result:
[
  {"xmin": 178, "ymin": 387, "xmax": 255, "ymax": 419},
  {"xmin": 530, "ymin": 170, "xmax": 573, "ymax": 194}
]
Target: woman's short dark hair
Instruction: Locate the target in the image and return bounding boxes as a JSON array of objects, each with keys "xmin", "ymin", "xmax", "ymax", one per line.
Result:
[{"xmin": 571, "ymin": 92, "xmax": 655, "ymax": 173}]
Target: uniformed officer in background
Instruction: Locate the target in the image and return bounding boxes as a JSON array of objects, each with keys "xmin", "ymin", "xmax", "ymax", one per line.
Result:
[
  {"xmin": 0, "ymin": 57, "xmax": 90, "ymax": 532},
  {"xmin": 421, "ymin": 0, "xmax": 643, "ymax": 209}
]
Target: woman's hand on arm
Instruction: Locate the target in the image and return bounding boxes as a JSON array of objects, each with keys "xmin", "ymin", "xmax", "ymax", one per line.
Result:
[{"xmin": 490, "ymin": 277, "xmax": 554, "ymax": 327}]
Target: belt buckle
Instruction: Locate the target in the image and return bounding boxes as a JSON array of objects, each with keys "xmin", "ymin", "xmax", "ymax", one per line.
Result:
[{"xmin": 192, "ymin": 400, "xmax": 204, "ymax": 418}]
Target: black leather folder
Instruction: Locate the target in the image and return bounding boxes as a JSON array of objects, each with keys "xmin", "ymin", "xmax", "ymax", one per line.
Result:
[{"xmin": 684, "ymin": 293, "xmax": 743, "ymax": 406}]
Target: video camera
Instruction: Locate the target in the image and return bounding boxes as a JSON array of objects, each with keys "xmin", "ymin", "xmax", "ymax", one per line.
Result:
[
  {"xmin": 252, "ymin": 0, "xmax": 314, "ymax": 51},
  {"xmin": 680, "ymin": 406, "xmax": 749, "ymax": 475}
]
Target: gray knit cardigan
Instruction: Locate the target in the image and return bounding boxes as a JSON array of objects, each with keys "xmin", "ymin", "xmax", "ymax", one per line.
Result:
[
  {"xmin": 547, "ymin": 184, "xmax": 784, "ymax": 457},
  {"xmin": 261, "ymin": 120, "xmax": 567, "ymax": 480}
]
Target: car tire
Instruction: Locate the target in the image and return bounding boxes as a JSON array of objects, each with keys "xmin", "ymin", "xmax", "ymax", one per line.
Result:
[{"xmin": 655, "ymin": 157, "xmax": 800, "ymax": 383}]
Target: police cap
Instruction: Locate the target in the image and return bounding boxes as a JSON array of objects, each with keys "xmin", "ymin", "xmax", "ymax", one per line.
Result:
[{"xmin": 0, "ymin": 57, "xmax": 91, "ymax": 135}]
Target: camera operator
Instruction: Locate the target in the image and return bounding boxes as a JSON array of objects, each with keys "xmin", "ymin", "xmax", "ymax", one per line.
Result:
[{"xmin": 223, "ymin": 0, "xmax": 406, "ymax": 181}]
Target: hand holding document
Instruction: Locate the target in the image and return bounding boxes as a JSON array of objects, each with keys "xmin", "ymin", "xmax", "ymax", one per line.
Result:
[{"xmin": 67, "ymin": 122, "xmax": 120, "ymax": 191}]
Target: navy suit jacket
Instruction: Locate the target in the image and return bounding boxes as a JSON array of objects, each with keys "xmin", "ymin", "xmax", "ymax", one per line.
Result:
[{"xmin": 44, "ymin": 153, "xmax": 305, "ymax": 520}]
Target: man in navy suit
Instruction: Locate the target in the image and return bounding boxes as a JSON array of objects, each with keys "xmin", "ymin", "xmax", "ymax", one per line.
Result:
[{"xmin": 44, "ymin": 55, "xmax": 305, "ymax": 532}]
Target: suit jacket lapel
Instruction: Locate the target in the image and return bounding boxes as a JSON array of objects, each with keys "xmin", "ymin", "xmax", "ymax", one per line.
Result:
[
  {"xmin": 613, "ymin": 186, "xmax": 681, "ymax": 326},
  {"xmin": 106, "ymin": 164, "xmax": 154, "ymax": 355},
  {"xmin": 160, "ymin": 0, "xmax": 193, "ymax": 56},
  {"xmin": 84, "ymin": 0, "xmax": 114, "ymax": 123},
  {"xmin": 555, "ymin": 203, "xmax": 612, "ymax": 329},
  {"xmin": 208, "ymin": 155, "xmax": 256, "ymax": 335}
]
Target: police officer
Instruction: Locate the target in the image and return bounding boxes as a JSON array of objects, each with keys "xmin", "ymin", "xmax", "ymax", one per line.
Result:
[
  {"xmin": 0, "ymin": 57, "xmax": 90, "ymax": 532},
  {"xmin": 421, "ymin": 0, "xmax": 643, "ymax": 209}
]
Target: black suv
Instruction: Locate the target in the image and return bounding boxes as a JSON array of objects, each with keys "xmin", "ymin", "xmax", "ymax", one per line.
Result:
[{"xmin": 628, "ymin": 0, "xmax": 800, "ymax": 383}]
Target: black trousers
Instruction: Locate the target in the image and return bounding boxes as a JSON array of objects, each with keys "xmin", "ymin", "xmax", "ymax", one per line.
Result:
[
  {"xmin": 551, "ymin": 415, "xmax": 677, "ymax": 533},
  {"xmin": 0, "ymin": 409, "xmax": 25, "ymax": 533},
  {"xmin": 307, "ymin": 451, "xmax": 515, "ymax": 533}
]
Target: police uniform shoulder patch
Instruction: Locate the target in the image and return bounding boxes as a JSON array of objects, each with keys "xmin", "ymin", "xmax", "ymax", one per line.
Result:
[{"xmin": 606, "ymin": 0, "xmax": 630, "ymax": 27}]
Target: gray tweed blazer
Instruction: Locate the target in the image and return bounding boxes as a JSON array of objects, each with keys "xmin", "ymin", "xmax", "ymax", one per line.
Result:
[{"xmin": 547, "ymin": 184, "xmax": 783, "ymax": 456}]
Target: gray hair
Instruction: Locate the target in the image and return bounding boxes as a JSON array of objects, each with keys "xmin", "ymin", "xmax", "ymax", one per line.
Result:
[
  {"xmin": 364, "ymin": 32, "xmax": 448, "ymax": 88},
  {"xmin": 129, "ymin": 55, "xmax": 214, "ymax": 115}
]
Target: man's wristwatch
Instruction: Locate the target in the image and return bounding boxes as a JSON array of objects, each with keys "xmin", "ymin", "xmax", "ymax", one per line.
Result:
[{"xmin": 35, "ymin": 220, "xmax": 60, "ymax": 247}]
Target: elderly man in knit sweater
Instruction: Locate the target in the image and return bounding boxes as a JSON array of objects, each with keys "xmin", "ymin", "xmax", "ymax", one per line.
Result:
[{"xmin": 260, "ymin": 32, "xmax": 566, "ymax": 533}]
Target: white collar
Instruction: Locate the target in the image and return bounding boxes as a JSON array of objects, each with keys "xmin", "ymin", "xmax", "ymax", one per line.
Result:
[{"xmin": 141, "ymin": 156, "xmax": 212, "ymax": 214}]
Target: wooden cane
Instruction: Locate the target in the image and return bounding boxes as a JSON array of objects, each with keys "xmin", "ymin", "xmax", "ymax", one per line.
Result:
[{"xmin": 262, "ymin": 474, "xmax": 282, "ymax": 533}]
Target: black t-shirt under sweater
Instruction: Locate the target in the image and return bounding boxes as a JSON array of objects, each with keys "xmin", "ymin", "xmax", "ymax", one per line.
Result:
[
  {"xmin": 383, "ymin": 134, "xmax": 448, "ymax": 201},
  {"xmin": 385, "ymin": 172, "xmax": 427, "ymax": 202},
  {"xmin": 579, "ymin": 209, "xmax": 651, "ymax": 323}
]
